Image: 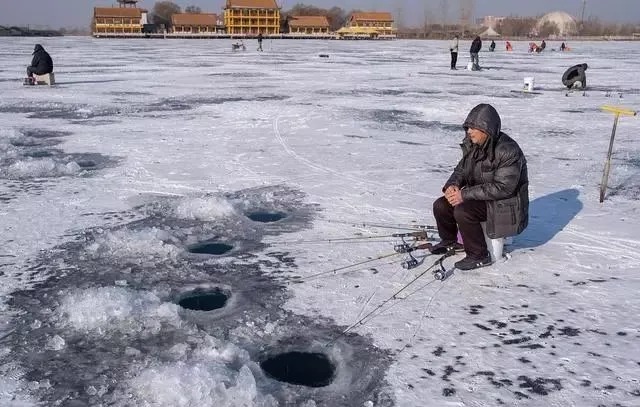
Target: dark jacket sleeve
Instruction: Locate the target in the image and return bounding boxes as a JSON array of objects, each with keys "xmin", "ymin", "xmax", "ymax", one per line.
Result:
[
  {"xmin": 461, "ymin": 144, "xmax": 522, "ymax": 201},
  {"xmin": 443, "ymin": 158, "xmax": 466, "ymax": 192},
  {"xmin": 30, "ymin": 53, "xmax": 40, "ymax": 68}
]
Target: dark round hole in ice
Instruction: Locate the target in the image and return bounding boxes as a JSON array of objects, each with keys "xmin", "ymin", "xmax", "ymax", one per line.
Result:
[
  {"xmin": 247, "ymin": 211, "xmax": 287, "ymax": 223},
  {"xmin": 178, "ymin": 289, "xmax": 229, "ymax": 311},
  {"xmin": 77, "ymin": 160, "xmax": 96, "ymax": 168},
  {"xmin": 188, "ymin": 242, "xmax": 233, "ymax": 255},
  {"xmin": 260, "ymin": 351, "xmax": 335, "ymax": 387}
]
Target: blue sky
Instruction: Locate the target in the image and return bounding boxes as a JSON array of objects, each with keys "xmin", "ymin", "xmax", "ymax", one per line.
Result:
[{"xmin": 1, "ymin": 0, "xmax": 639, "ymax": 29}]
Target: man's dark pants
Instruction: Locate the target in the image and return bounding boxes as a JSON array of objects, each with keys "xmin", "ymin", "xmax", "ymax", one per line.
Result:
[
  {"xmin": 450, "ymin": 52, "xmax": 458, "ymax": 69},
  {"xmin": 27, "ymin": 66, "xmax": 47, "ymax": 78},
  {"xmin": 433, "ymin": 196, "xmax": 489, "ymax": 259}
]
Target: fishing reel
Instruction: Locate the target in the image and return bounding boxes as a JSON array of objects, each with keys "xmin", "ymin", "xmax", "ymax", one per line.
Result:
[{"xmin": 401, "ymin": 255, "xmax": 419, "ymax": 270}]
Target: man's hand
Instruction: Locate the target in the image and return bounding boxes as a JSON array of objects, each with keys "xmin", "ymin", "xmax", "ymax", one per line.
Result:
[{"xmin": 445, "ymin": 186, "xmax": 463, "ymax": 206}]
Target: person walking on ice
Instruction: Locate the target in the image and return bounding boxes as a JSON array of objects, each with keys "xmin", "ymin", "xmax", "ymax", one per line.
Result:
[
  {"xmin": 470, "ymin": 36, "xmax": 482, "ymax": 70},
  {"xmin": 450, "ymin": 34, "xmax": 459, "ymax": 70},
  {"xmin": 429, "ymin": 104, "xmax": 529, "ymax": 270},
  {"xmin": 257, "ymin": 32, "xmax": 263, "ymax": 51}
]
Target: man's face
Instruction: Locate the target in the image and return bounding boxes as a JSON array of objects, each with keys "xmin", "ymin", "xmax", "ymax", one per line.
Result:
[{"xmin": 467, "ymin": 127, "xmax": 489, "ymax": 145}]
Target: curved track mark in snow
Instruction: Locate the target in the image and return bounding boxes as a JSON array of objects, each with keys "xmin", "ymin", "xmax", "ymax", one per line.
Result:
[{"xmin": 273, "ymin": 115, "xmax": 431, "ymax": 198}]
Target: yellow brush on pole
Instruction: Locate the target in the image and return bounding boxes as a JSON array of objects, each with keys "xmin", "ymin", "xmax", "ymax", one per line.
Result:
[{"xmin": 599, "ymin": 105, "xmax": 637, "ymax": 203}]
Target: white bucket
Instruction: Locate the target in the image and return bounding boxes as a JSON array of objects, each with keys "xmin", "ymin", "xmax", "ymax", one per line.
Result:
[
  {"xmin": 523, "ymin": 77, "xmax": 535, "ymax": 92},
  {"xmin": 481, "ymin": 222, "xmax": 505, "ymax": 262}
]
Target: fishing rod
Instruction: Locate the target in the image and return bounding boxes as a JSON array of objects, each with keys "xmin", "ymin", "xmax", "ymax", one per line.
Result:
[
  {"xmin": 275, "ymin": 230, "xmax": 432, "ymax": 245},
  {"xmin": 300, "ymin": 251, "xmax": 403, "ymax": 281},
  {"xmin": 321, "ymin": 219, "xmax": 437, "ymax": 232},
  {"xmin": 326, "ymin": 248, "xmax": 456, "ymax": 346}
]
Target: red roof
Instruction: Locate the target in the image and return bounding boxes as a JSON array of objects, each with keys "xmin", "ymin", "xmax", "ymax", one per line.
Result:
[
  {"xmin": 289, "ymin": 16, "xmax": 330, "ymax": 28},
  {"xmin": 172, "ymin": 13, "xmax": 218, "ymax": 26},
  {"xmin": 225, "ymin": 0, "xmax": 279, "ymax": 9},
  {"xmin": 94, "ymin": 7, "xmax": 143, "ymax": 18},
  {"xmin": 350, "ymin": 12, "xmax": 394, "ymax": 22}
]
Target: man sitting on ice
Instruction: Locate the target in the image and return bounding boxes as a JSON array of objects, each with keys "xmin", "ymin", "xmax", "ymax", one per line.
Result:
[
  {"xmin": 26, "ymin": 44, "xmax": 53, "ymax": 82},
  {"xmin": 430, "ymin": 104, "xmax": 529, "ymax": 270}
]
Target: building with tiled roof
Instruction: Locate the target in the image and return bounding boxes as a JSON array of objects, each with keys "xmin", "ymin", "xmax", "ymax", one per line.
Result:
[
  {"xmin": 224, "ymin": 0, "xmax": 280, "ymax": 35},
  {"xmin": 288, "ymin": 16, "xmax": 330, "ymax": 35},
  {"xmin": 172, "ymin": 13, "xmax": 221, "ymax": 33},
  {"xmin": 93, "ymin": 7, "xmax": 146, "ymax": 35},
  {"xmin": 337, "ymin": 11, "xmax": 396, "ymax": 39}
]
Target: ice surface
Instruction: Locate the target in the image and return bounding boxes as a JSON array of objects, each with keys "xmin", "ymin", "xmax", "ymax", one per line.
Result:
[
  {"xmin": 174, "ymin": 196, "xmax": 237, "ymax": 220},
  {"xmin": 57, "ymin": 287, "xmax": 181, "ymax": 335},
  {"xmin": 86, "ymin": 227, "xmax": 180, "ymax": 262},
  {"xmin": 1, "ymin": 37, "xmax": 639, "ymax": 406}
]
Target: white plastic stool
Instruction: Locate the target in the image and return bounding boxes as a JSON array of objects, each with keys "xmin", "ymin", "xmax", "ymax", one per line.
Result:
[
  {"xmin": 523, "ymin": 77, "xmax": 535, "ymax": 92},
  {"xmin": 480, "ymin": 222, "xmax": 506, "ymax": 262}
]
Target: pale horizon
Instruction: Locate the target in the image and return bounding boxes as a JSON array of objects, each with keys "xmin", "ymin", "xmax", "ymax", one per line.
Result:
[{"xmin": 1, "ymin": 0, "xmax": 639, "ymax": 29}]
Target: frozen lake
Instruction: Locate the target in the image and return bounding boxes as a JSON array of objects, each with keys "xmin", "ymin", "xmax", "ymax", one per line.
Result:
[{"xmin": 1, "ymin": 37, "xmax": 639, "ymax": 406}]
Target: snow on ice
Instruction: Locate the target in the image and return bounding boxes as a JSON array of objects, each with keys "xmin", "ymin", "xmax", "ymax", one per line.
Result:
[{"xmin": 0, "ymin": 37, "xmax": 639, "ymax": 406}]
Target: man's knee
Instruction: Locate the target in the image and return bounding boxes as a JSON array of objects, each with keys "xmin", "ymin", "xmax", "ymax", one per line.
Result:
[{"xmin": 433, "ymin": 196, "xmax": 450, "ymax": 216}]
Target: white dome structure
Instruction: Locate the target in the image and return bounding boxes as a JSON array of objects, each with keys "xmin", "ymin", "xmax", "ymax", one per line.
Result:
[{"xmin": 537, "ymin": 11, "xmax": 577, "ymax": 36}]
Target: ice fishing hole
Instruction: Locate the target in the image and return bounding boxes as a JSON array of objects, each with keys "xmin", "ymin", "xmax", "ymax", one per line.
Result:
[
  {"xmin": 76, "ymin": 160, "xmax": 96, "ymax": 168},
  {"xmin": 178, "ymin": 289, "xmax": 229, "ymax": 311},
  {"xmin": 246, "ymin": 211, "xmax": 287, "ymax": 223},
  {"xmin": 188, "ymin": 242, "xmax": 233, "ymax": 255},
  {"xmin": 260, "ymin": 351, "xmax": 335, "ymax": 387}
]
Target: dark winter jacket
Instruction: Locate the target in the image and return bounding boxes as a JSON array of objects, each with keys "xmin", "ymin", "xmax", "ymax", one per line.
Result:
[
  {"xmin": 562, "ymin": 63, "xmax": 587, "ymax": 89},
  {"xmin": 444, "ymin": 104, "xmax": 529, "ymax": 238},
  {"xmin": 29, "ymin": 44, "xmax": 53, "ymax": 75},
  {"xmin": 470, "ymin": 37, "xmax": 482, "ymax": 54}
]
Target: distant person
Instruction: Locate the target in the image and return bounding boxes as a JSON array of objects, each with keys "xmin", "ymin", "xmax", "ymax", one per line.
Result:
[
  {"xmin": 560, "ymin": 42, "xmax": 566, "ymax": 51},
  {"xmin": 506, "ymin": 41, "xmax": 513, "ymax": 51},
  {"xmin": 26, "ymin": 44, "xmax": 53, "ymax": 82},
  {"xmin": 538, "ymin": 40, "xmax": 546, "ymax": 52},
  {"xmin": 489, "ymin": 40, "xmax": 496, "ymax": 52},
  {"xmin": 232, "ymin": 40, "xmax": 246, "ymax": 51},
  {"xmin": 257, "ymin": 32, "xmax": 263, "ymax": 51},
  {"xmin": 450, "ymin": 34, "xmax": 459, "ymax": 70},
  {"xmin": 470, "ymin": 36, "xmax": 482, "ymax": 71},
  {"xmin": 562, "ymin": 63, "xmax": 588, "ymax": 89}
]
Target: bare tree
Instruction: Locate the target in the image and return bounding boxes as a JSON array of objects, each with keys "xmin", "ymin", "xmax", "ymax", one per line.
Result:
[
  {"xmin": 184, "ymin": 5, "xmax": 201, "ymax": 13},
  {"xmin": 538, "ymin": 21, "xmax": 559, "ymax": 37},
  {"xmin": 150, "ymin": 1, "xmax": 181, "ymax": 28},
  {"xmin": 498, "ymin": 17, "xmax": 536, "ymax": 37}
]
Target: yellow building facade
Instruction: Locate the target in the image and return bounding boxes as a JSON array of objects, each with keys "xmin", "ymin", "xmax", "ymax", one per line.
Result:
[
  {"xmin": 288, "ymin": 16, "xmax": 330, "ymax": 34},
  {"xmin": 224, "ymin": 0, "xmax": 280, "ymax": 35},
  {"xmin": 337, "ymin": 12, "xmax": 396, "ymax": 39},
  {"xmin": 172, "ymin": 13, "xmax": 219, "ymax": 33},
  {"xmin": 93, "ymin": 7, "xmax": 143, "ymax": 34}
]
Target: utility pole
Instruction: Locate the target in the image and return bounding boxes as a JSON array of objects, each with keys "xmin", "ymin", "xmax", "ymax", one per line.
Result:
[
  {"xmin": 460, "ymin": 0, "xmax": 474, "ymax": 38},
  {"xmin": 440, "ymin": 0, "xmax": 448, "ymax": 37},
  {"xmin": 580, "ymin": 0, "xmax": 587, "ymax": 34}
]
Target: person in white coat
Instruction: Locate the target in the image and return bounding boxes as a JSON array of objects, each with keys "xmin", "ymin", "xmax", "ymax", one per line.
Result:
[{"xmin": 450, "ymin": 35, "xmax": 459, "ymax": 70}]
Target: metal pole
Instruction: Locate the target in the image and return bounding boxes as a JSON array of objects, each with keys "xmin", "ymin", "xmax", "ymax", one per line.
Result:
[{"xmin": 599, "ymin": 113, "xmax": 619, "ymax": 203}]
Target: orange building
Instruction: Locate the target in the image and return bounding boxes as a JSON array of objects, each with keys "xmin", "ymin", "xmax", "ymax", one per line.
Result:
[
  {"xmin": 224, "ymin": 0, "xmax": 280, "ymax": 35},
  {"xmin": 93, "ymin": 7, "xmax": 145, "ymax": 34},
  {"xmin": 172, "ymin": 13, "xmax": 220, "ymax": 33},
  {"xmin": 288, "ymin": 16, "xmax": 330, "ymax": 34}
]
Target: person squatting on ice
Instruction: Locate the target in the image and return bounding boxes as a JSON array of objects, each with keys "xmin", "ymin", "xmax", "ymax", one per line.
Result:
[
  {"xmin": 27, "ymin": 44, "xmax": 53, "ymax": 79},
  {"xmin": 562, "ymin": 63, "xmax": 588, "ymax": 89},
  {"xmin": 450, "ymin": 34, "xmax": 459, "ymax": 70},
  {"xmin": 430, "ymin": 104, "xmax": 529, "ymax": 270},
  {"xmin": 470, "ymin": 36, "xmax": 482, "ymax": 71}
]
